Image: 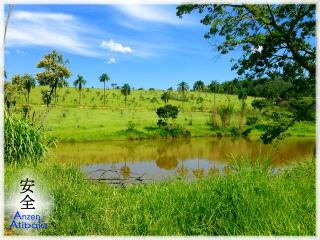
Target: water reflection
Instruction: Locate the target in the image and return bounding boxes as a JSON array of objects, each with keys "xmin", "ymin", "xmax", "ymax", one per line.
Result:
[{"xmin": 52, "ymin": 137, "xmax": 315, "ymax": 182}]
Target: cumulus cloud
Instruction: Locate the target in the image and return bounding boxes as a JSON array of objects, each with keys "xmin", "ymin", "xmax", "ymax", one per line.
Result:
[
  {"xmin": 101, "ymin": 39, "xmax": 132, "ymax": 53},
  {"xmin": 107, "ymin": 57, "xmax": 117, "ymax": 64}
]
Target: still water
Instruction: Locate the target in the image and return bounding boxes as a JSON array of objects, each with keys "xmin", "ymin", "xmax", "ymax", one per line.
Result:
[{"xmin": 52, "ymin": 137, "xmax": 315, "ymax": 183}]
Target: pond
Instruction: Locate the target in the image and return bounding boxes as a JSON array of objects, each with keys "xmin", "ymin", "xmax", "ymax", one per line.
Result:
[{"xmin": 52, "ymin": 137, "xmax": 315, "ymax": 184}]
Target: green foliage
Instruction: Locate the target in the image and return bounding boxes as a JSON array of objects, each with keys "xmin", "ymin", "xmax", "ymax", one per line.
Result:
[
  {"xmin": 36, "ymin": 50, "xmax": 71, "ymax": 120},
  {"xmin": 73, "ymin": 75, "xmax": 87, "ymax": 105},
  {"xmin": 160, "ymin": 124, "xmax": 191, "ymax": 138},
  {"xmin": 177, "ymin": 81, "xmax": 189, "ymax": 94},
  {"xmin": 99, "ymin": 73, "xmax": 110, "ymax": 105},
  {"xmin": 21, "ymin": 73, "xmax": 36, "ymax": 104},
  {"xmin": 4, "ymin": 114, "xmax": 56, "ymax": 164},
  {"xmin": 177, "ymin": 4, "xmax": 315, "ymax": 80},
  {"xmin": 208, "ymin": 80, "xmax": 220, "ymax": 93},
  {"xmin": 4, "ymin": 82, "xmax": 19, "ymax": 114},
  {"xmin": 218, "ymin": 104, "xmax": 234, "ymax": 128},
  {"xmin": 246, "ymin": 116, "xmax": 258, "ymax": 126},
  {"xmin": 121, "ymin": 83, "xmax": 131, "ymax": 104},
  {"xmin": 230, "ymin": 127, "xmax": 241, "ymax": 136},
  {"xmin": 193, "ymin": 80, "xmax": 205, "ymax": 91},
  {"xmin": 289, "ymin": 98, "xmax": 315, "ymax": 121},
  {"xmin": 251, "ymin": 99, "xmax": 267, "ymax": 112},
  {"xmin": 161, "ymin": 91, "xmax": 170, "ymax": 104},
  {"xmin": 156, "ymin": 105, "xmax": 179, "ymax": 127}
]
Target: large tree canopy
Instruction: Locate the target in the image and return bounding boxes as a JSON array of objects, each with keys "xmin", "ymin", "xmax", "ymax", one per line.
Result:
[{"xmin": 177, "ymin": 4, "xmax": 315, "ymax": 81}]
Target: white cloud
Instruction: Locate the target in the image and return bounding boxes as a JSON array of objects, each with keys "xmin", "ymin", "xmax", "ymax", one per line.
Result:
[
  {"xmin": 114, "ymin": 5, "xmax": 183, "ymax": 25},
  {"xmin": 101, "ymin": 39, "xmax": 132, "ymax": 53},
  {"xmin": 7, "ymin": 11, "xmax": 101, "ymax": 57},
  {"xmin": 107, "ymin": 57, "xmax": 117, "ymax": 64}
]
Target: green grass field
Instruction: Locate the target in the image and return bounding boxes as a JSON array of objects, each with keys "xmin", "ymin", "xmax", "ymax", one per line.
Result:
[
  {"xmin": 5, "ymin": 156, "xmax": 315, "ymax": 235},
  {"xmin": 12, "ymin": 86, "xmax": 315, "ymax": 142}
]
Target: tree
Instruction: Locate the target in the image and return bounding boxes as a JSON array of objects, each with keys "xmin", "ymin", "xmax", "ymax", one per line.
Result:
[
  {"xmin": 121, "ymin": 83, "xmax": 131, "ymax": 105},
  {"xmin": 73, "ymin": 75, "xmax": 87, "ymax": 105},
  {"xmin": 193, "ymin": 80, "xmax": 205, "ymax": 91},
  {"xmin": 208, "ymin": 80, "xmax": 220, "ymax": 106},
  {"xmin": 177, "ymin": 4, "xmax": 315, "ymax": 81},
  {"xmin": 177, "ymin": 81, "xmax": 189, "ymax": 97},
  {"xmin": 4, "ymin": 82, "xmax": 19, "ymax": 115},
  {"xmin": 156, "ymin": 105, "xmax": 179, "ymax": 127},
  {"xmin": 99, "ymin": 73, "xmax": 110, "ymax": 106},
  {"xmin": 21, "ymin": 74, "xmax": 35, "ymax": 105},
  {"xmin": 251, "ymin": 99, "xmax": 267, "ymax": 112},
  {"xmin": 161, "ymin": 91, "xmax": 170, "ymax": 104},
  {"xmin": 238, "ymin": 88, "xmax": 248, "ymax": 130},
  {"xmin": 36, "ymin": 50, "xmax": 71, "ymax": 127}
]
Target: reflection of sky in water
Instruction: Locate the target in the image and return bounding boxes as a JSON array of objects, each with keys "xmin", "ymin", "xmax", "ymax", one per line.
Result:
[{"xmin": 82, "ymin": 158, "xmax": 228, "ymax": 182}]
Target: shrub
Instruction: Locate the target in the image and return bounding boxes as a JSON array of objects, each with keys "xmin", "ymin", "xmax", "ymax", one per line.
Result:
[
  {"xmin": 289, "ymin": 98, "xmax": 315, "ymax": 121},
  {"xmin": 156, "ymin": 105, "xmax": 179, "ymax": 126},
  {"xmin": 126, "ymin": 121, "xmax": 136, "ymax": 131},
  {"xmin": 230, "ymin": 127, "xmax": 241, "ymax": 136},
  {"xmin": 4, "ymin": 114, "xmax": 56, "ymax": 165},
  {"xmin": 218, "ymin": 104, "xmax": 234, "ymax": 128},
  {"xmin": 246, "ymin": 116, "xmax": 258, "ymax": 126},
  {"xmin": 161, "ymin": 125, "xmax": 191, "ymax": 138},
  {"xmin": 251, "ymin": 99, "xmax": 268, "ymax": 112}
]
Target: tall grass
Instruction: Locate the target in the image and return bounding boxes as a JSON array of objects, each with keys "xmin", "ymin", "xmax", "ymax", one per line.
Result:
[
  {"xmin": 5, "ymin": 157, "xmax": 315, "ymax": 235},
  {"xmin": 4, "ymin": 113, "xmax": 56, "ymax": 164}
]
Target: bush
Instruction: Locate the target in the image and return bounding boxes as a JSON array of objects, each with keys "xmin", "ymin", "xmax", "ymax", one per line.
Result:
[
  {"xmin": 156, "ymin": 105, "xmax": 179, "ymax": 126},
  {"xmin": 161, "ymin": 125, "xmax": 191, "ymax": 138},
  {"xmin": 230, "ymin": 127, "xmax": 241, "ymax": 136},
  {"xmin": 4, "ymin": 114, "xmax": 56, "ymax": 165},
  {"xmin": 126, "ymin": 121, "xmax": 136, "ymax": 131},
  {"xmin": 289, "ymin": 98, "xmax": 315, "ymax": 121},
  {"xmin": 246, "ymin": 116, "xmax": 258, "ymax": 126},
  {"xmin": 251, "ymin": 99, "xmax": 268, "ymax": 112},
  {"xmin": 218, "ymin": 104, "xmax": 234, "ymax": 128}
]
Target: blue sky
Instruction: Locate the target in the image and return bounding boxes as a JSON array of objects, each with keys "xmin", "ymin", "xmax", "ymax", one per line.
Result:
[{"xmin": 5, "ymin": 4, "xmax": 239, "ymax": 90}]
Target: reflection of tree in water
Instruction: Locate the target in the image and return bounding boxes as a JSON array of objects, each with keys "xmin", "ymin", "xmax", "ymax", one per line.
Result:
[
  {"xmin": 120, "ymin": 161, "xmax": 131, "ymax": 179},
  {"xmin": 208, "ymin": 160, "xmax": 219, "ymax": 176},
  {"xmin": 155, "ymin": 145, "xmax": 178, "ymax": 170},
  {"xmin": 156, "ymin": 155, "xmax": 178, "ymax": 170},
  {"xmin": 176, "ymin": 160, "xmax": 189, "ymax": 177},
  {"xmin": 193, "ymin": 153, "xmax": 204, "ymax": 178},
  {"xmin": 223, "ymin": 165, "xmax": 231, "ymax": 175}
]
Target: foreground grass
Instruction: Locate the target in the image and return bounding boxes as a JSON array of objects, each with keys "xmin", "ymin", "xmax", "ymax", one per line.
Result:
[{"xmin": 5, "ymin": 157, "xmax": 315, "ymax": 235}]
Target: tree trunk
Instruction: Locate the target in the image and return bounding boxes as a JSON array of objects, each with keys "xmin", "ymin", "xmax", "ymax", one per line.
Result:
[
  {"xmin": 104, "ymin": 82, "xmax": 106, "ymax": 106},
  {"xmin": 40, "ymin": 104, "xmax": 51, "ymax": 128}
]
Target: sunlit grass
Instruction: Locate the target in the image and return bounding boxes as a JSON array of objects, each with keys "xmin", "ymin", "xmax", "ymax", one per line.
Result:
[
  {"xmin": 5, "ymin": 157, "xmax": 315, "ymax": 235},
  {"xmin": 11, "ymin": 86, "xmax": 315, "ymax": 142}
]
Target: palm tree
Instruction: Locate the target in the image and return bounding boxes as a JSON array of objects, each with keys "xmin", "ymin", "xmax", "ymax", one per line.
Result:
[
  {"xmin": 121, "ymin": 83, "xmax": 131, "ymax": 105},
  {"xmin": 73, "ymin": 75, "xmax": 86, "ymax": 105},
  {"xmin": 22, "ymin": 74, "xmax": 35, "ymax": 105},
  {"xmin": 177, "ymin": 81, "xmax": 189, "ymax": 95},
  {"xmin": 99, "ymin": 73, "xmax": 110, "ymax": 105},
  {"xmin": 161, "ymin": 91, "xmax": 170, "ymax": 104},
  {"xmin": 193, "ymin": 80, "xmax": 205, "ymax": 92},
  {"xmin": 208, "ymin": 80, "xmax": 220, "ymax": 106}
]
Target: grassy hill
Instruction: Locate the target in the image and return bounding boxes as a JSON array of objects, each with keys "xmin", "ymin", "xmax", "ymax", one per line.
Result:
[{"xmin": 12, "ymin": 86, "xmax": 315, "ymax": 142}]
